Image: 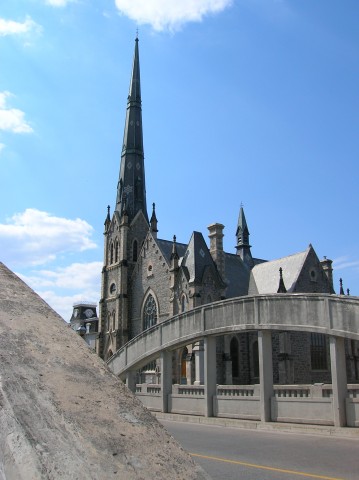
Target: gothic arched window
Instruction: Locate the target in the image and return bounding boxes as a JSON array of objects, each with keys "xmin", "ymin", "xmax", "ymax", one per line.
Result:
[
  {"xmin": 143, "ymin": 294, "xmax": 157, "ymax": 330},
  {"xmin": 110, "ymin": 242, "xmax": 114, "ymax": 264},
  {"xmin": 252, "ymin": 340, "xmax": 259, "ymax": 379},
  {"xmin": 106, "ymin": 314, "xmax": 111, "ymax": 332},
  {"xmin": 115, "ymin": 239, "xmax": 119, "ymax": 262},
  {"xmin": 311, "ymin": 333, "xmax": 328, "ymax": 370},
  {"xmin": 230, "ymin": 337, "xmax": 239, "ymax": 379},
  {"xmin": 181, "ymin": 294, "xmax": 187, "ymax": 313},
  {"xmin": 133, "ymin": 239, "xmax": 138, "ymax": 262}
]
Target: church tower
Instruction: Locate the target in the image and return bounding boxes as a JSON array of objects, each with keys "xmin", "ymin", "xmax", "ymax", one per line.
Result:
[
  {"xmin": 97, "ymin": 37, "xmax": 149, "ymax": 360},
  {"xmin": 116, "ymin": 36, "xmax": 148, "ymax": 223}
]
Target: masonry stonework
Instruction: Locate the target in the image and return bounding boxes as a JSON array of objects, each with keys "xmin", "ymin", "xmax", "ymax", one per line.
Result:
[{"xmin": 98, "ymin": 38, "xmax": 358, "ymax": 391}]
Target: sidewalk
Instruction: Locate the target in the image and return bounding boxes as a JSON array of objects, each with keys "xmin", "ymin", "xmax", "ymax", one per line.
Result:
[{"xmin": 154, "ymin": 412, "xmax": 359, "ymax": 439}]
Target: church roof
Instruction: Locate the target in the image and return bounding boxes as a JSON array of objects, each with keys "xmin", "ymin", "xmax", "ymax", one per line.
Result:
[
  {"xmin": 248, "ymin": 248, "xmax": 310, "ymax": 294},
  {"xmin": 224, "ymin": 253, "xmax": 250, "ymax": 297},
  {"xmin": 180, "ymin": 231, "xmax": 218, "ymax": 284},
  {"xmin": 157, "ymin": 238, "xmax": 187, "ymax": 264}
]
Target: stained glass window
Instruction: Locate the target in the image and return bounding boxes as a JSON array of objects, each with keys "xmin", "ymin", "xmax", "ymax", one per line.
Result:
[
  {"xmin": 143, "ymin": 294, "xmax": 157, "ymax": 330},
  {"xmin": 311, "ymin": 333, "xmax": 328, "ymax": 370}
]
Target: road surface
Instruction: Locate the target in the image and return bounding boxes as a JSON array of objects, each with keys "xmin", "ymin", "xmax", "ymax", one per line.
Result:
[{"xmin": 160, "ymin": 419, "xmax": 359, "ymax": 480}]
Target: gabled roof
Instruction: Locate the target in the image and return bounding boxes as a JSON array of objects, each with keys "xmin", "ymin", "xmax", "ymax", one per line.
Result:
[
  {"xmin": 157, "ymin": 238, "xmax": 187, "ymax": 264},
  {"xmin": 180, "ymin": 231, "xmax": 219, "ymax": 284},
  {"xmin": 248, "ymin": 247, "xmax": 310, "ymax": 295}
]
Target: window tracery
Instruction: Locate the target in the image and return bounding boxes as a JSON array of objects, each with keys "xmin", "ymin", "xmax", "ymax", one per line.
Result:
[{"xmin": 143, "ymin": 294, "xmax": 157, "ymax": 330}]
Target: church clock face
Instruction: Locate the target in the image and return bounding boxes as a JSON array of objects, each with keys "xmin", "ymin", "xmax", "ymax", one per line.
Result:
[{"xmin": 84, "ymin": 308, "xmax": 94, "ymax": 319}]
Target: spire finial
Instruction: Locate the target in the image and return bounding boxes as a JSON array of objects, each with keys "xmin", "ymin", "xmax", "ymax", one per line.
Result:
[
  {"xmin": 106, "ymin": 205, "xmax": 111, "ymax": 222},
  {"xmin": 104, "ymin": 205, "xmax": 111, "ymax": 229},
  {"xmin": 171, "ymin": 235, "xmax": 179, "ymax": 262},
  {"xmin": 339, "ymin": 278, "xmax": 345, "ymax": 295},
  {"xmin": 136, "ymin": 28, "xmax": 139, "ymax": 40},
  {"xmin": 347, "ymin": 288, "xmax": 350, "ymax": 296},
  {"xmin": 150, "ymin": 201, "xmax": 158, "ymax": 235},
  {"xmin": 277, "ymin": 267, "xmax": 287, "ymax": 293}
]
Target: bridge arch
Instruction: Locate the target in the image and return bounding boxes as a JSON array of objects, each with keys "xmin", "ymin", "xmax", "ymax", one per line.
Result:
[
  {"xmin": 108, "ymin": 294, "xmax": 359, "ymax": 376},
  {"xmin": 107, "ymin": 294, "xmax": 359, "ymax": 427}
]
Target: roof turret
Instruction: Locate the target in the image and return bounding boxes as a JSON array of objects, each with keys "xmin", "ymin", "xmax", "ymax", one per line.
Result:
[{"xmin": 235, "ymin": 205, "xmax": 253, "ymax": 267}]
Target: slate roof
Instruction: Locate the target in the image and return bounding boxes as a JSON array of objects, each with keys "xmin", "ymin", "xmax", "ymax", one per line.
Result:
[
  {"xmin": 224, "ymin": 253, "xmax": 250, "ymax": 298},
  {"xmin": 248, "ymin": 248, "xmax": 310, "ymax": 295},
  {"xmin": 157, "ymin": 238, "xmax": 187, "ymax": 264},
  {"xmin": 180, "ymin": 231, "xmax": 220, "ymax": 284}
]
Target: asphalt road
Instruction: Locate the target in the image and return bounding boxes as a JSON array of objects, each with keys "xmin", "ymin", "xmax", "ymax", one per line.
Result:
[{"xmin": 160, "ymin": 420, "xmax": 359, "ymax": 480}]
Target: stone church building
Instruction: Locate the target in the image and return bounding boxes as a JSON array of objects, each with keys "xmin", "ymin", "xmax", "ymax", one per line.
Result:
[{"xmin": 96, "ymin": 38, "xmax": 358, "ymax": 387}]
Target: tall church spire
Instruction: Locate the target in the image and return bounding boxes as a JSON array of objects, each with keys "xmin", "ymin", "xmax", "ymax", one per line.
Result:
[
  {"xmin": 236, "ymin": 204, "xmax": 253, "ymax": 267},
  {"xmin": 116, "ymin": 36, "xmax": 148, "ymax": 223}
]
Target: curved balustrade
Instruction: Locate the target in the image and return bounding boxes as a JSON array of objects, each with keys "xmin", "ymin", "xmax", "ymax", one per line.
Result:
[{"xmin": 107, "ymin": 294, "xmax": 359, "ymax": 377}]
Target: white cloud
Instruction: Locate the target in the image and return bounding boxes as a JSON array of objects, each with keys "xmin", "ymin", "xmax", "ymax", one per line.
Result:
[
  {"xmin": 333, "ymin": 256, "xmax": 359, "ymax": 271},
  {"xmin": 114, "ymin": 0, "xmax": 233, "ymax": 32},
  {"xmin": 0, "ymin": 91, "xmax": 33, "ymax": 134},
  {"xmin": 0, "ymin": 209, "xmax": 97, "ymax": 267},
  {"xmin": 45, "ymin": 0, "xmax": 75, "ymax": 6},
  {"xmin": 18, "ymin": 261, "xmax": 102, "ymax": 320},
  {"xmin": 22, "ymin": 261, "xmax": 102, "ymax": 290},
  {"xmin": 0, "ymin": 16, "xmax": 41, "ymax": 37}
]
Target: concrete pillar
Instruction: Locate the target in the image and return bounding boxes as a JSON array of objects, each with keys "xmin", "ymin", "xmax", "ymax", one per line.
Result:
[
  {"xmin": 193, "ymin": 341, "xmax": 204, "ymax": 385},
  {"xmin": 204, "ymin": 336, "xmax": 217, "ymax": 417},
  {"xmin": 330, "ymin": 336, "xmax": 348, "ymax": 427},
  {"xmin": 258, "ymin": 331, "xmax": 273, "ymax": 422},
  {"xmin": 126, "ymin": 370, "xmax": 137, "ymax": 393},
  {"xmin": 160, "ymin": 350, "xmax": 172, "ymax": 413},
  {"xmin": 186, "ymin": 353, "xmax": 193, "ymax": 385}
]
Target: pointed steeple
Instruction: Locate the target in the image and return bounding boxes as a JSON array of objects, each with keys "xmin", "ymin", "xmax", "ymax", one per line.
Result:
[
  {"xmin": 170, "ymin": 235, "xmax": 179, "ymax": 269},
  {"xmin": 277, "ymin": 267, "xmax": 287, "ymax": 293},
  {"xmin": 116, "ymin": 36, "xmax": 148, "ymax": 223},
  {"xmin": 104, "ymin": 205, "xmax": 111, "ymax": 232},
  {"xmin": 235, "ymin": 204, "xmax": 253, "ymax": 267},
  {"xmin": 150, "ymin": 202, "xmax": 158, "ymax": 237}
]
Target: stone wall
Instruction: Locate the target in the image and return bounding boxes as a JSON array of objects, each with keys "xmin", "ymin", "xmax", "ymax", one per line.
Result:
[{"xmin": 130, "ymin": 233, "xmax": 172, "ymax": 337}]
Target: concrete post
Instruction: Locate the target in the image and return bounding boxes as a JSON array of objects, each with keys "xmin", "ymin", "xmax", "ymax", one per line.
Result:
[
  {"xmin": 126, "ymin": 370, "xmax": 137, "ymax": 393},
  {"xmin": 186, "ymin": 352, "xmax": 193, "ymax": 385},
  {"xmin": 204, "ymin": 336, "xmax": 217, "ymax": 417},
  {"xmin": 330, "ymin": 336, "xmax": 347, "ymax": 427},
  {"xmin": 258, "ymin": 331, "xmax": 273, "ymax": 422},
  {"xmin": 193, "ymin": 341, "xmax": 204, "ymax": 385},
  {"xmin": 161, "ymin": 350, "xmax": 172, "ymax": 413}
]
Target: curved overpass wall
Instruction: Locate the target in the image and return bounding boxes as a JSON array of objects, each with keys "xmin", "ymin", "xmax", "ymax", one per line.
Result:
[{"xmin": 108, "ymin": 294, "xmax": 359, "ymax": 377}]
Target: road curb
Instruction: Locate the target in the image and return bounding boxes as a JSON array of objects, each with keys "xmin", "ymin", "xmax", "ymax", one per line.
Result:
[{"xmin": 154, "ymin": 412, "xmax": 359, "ymax": 439}]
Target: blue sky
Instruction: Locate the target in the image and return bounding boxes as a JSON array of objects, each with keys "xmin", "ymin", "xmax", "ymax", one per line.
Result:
[{"xmin": 1, "ymin": 0, "xmax": 358, "ymax": 320}]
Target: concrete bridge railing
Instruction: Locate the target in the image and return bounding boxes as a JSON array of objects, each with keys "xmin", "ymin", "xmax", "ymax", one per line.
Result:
[
  {"xmin": 107, "ymin": 294, "xmax": 359, "ymax": 428},
  {"xmin": 107, "ymin": 294, "xmax": 359, "ymax": 377}
]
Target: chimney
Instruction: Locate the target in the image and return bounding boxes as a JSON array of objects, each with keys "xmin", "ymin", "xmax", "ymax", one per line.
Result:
[
  {"xmin": 320, "ymin": 257, "xmax": 334, "ymax": 293},
  {"xmin": 208, "ymin": 223, "xmax": 225, "ymax": 280}
]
